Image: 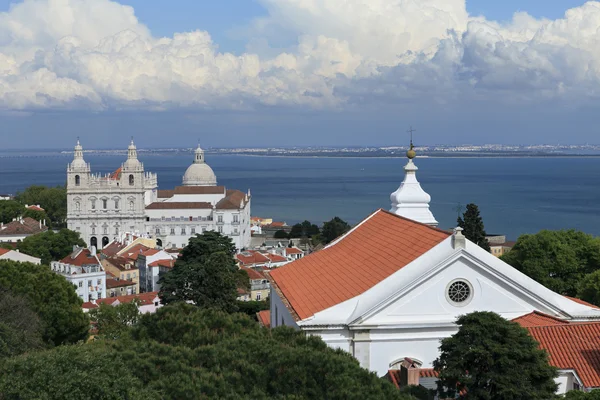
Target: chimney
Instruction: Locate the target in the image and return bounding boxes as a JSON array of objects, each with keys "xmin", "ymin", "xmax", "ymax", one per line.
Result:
[
  {"xmin": 452, "ymin": 227, "xmax": 466, "ymax": 250},
  {"xmin": 399, "ymin": 358, "xmax": 421, "ymax": 387}
]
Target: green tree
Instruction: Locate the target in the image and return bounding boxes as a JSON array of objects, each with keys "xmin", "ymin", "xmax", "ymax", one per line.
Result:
[
  {"xmin": 289, "ymin": 223, "xmax": 304, "ymax": 238},
  {"xmin": 17, "ymin": 228, "xmax": 86, "ymax": 265},
  {"xmin": 89, "ymin": 301, "xmax": 141, "ymax": 340},
  {"xmin": 501, "ymin": 230, "xmax": 600, "ymax": 296},
  {"xmin": 0, "ymin": 260, "xmax": 89, "ymax": 346},
  {"xmin": 457, "ymin": 203, "xmax": 490, "ymax": 251},
  {"xmin": 0, "ymin": 199, "xmax": 25, "ymax": 224},
  {"xmin": 400, "ymin": 385, "xmax": 434, "ymax": 400},
  {"xmin": 159, "ymin": 232, "xmax": 239, "ymax": 312},
  {"xmin": 321, "ymin": 217, "xmax": 351, "ymax": 244},
  {"xmin": 578, "ymin": 269, "xmax": 600, "ymax": 307},
  {"xmin": 0, "ymin": 304, "xmax": 411, "ymax": 399},
  {"xmin": 289, "ymin": 220, "xmax": 320, "ymax": 239},
  {"xmin": 15, "ymin": 185, "xmax": 67, "ymax": 228},
  {"xmin": 0, "ymin": 289, "xmax": 45, "ymax": 358},
  {"xmin": 434, "ymin": 312, "xmax": 557, "ymax": 400},
  {"xmin": 273, "ymin": 229, "xmax": 289, "ymax": 239},
  {"xmin": 565, "ymin": 391, "xmax": 600, "ymax": 399}
]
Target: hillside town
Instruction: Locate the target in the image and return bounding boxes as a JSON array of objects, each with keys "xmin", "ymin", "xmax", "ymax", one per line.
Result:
[{"xmin": 2, "ymin": 139, "xmax": 600, "ymax": 399}]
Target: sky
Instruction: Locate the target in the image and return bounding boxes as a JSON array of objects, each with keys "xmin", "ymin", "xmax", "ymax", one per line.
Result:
[{"xmin": 0, "ymin": 0, "xmax": 597, "ymax": 149}]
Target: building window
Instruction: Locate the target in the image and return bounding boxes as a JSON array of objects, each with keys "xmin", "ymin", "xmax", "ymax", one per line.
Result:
[
  {"xmin": 78, "ymin": 281, "xmax": 83, "ymax": 288},
  {"xmin": 129, "ymin": 201, "xmax": 134, "ymax": 211},
  {"xmin": 91, "ymin": 199, "xmax": 96, "ymax": 209},
  {"xmin": 218, "ymin": 215, "xmax": 223, "ymax": 223},
  {"xmin": 256, "ymin": 293, "xmax": 261, "ymax": 301},
  {"xmin": 202, "ymin": 226, "xmax": 206, "ymax": 232},
  {"xmin": 127, "ymin": 273, "xmax": 131, "ymax": 280},
  {"xmin": 218, "ymin": 226, "xmax": 223, "ymax": 233},
  {"xmin": 102, "ymin": 199, "xmax": 107, "ymax": 209},
  {"xmin": 191, "ymin": 228, "xmax": 196, "ymax": 234},
  {"xmin": 446, "ymin": 280, "xmax": 473, "ymax": 306},
  {"xmin": 170, "ymin": 228, "xmax": 175, "ymax": 235},
  {"xmin": 155, "ymin": 228, "xmax": 160, "ymax": 234},
  {"xmin": 114, "ymin": 199, "xmax": 119, "ymax": 209},
  {"xmin": 97, "ymin": 279, "xmax": 101, "ymax": 285},
  {"xmin": 234, "ymin": 228, "xmax": 238, "ymax": 234},
  {"xmin": 233, "ymin": 214, "xmax": 239, "ymax": 223},
  {"xmin": 75, "ymin": 175, "xmax": 80, "ymax": 186},
  {"xmin": 129, "ymin": 174, "xmax": 134, "ymax": 186},
  {"xmin": 181, "ymin": 228, "xmax": 186, "ymax": 235}
]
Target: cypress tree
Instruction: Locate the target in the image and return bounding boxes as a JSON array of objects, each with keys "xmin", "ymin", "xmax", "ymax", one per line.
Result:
[{"xmin": 457, "ymin": 203, "xmax": 490, "ymax": 251}]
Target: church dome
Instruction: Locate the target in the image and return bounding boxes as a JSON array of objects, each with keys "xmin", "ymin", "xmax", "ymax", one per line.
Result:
[
  {"xmin": 182, "ymin": 145, "xmax": 217, "ymax": 186},
  {"xmin": 122, "ymin": 139, "xmax": 142, "ymax": 171},
  {"xmin": 70, "ymin": 139, "xmax": 88, "ymax": 169}
]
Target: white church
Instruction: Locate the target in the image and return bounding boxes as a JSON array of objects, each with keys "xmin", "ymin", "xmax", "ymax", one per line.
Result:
[
  {"xmin": 268, "ymin": 144, "xmax": 600, "ymax": 395},
  {"xmin": 66, "ymin": 140, "xmax": 251, "ymax": 251}
]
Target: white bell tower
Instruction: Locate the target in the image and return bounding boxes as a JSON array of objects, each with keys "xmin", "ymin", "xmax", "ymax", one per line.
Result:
[{"xmin": 389, "ymin": 130, "xmax": 438, "ymax": 226}]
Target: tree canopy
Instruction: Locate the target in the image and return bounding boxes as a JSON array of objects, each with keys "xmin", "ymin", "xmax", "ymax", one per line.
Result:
[
  {"xmin": 0, "ymin": 303, "xmax": 410, "ymax": 399},
  {"xmin": 457, "ymin": 203, "xmax": 490, "ymax": 251},
  {"xmin": 159, "ymin": 232, "xmax": 239, "ymax": 312},
  {"xmin": 89, "ymin": 301, "xmax": 140, "ymax": 340},
  {"xmin": 434, "ymin": 312, "xmax": 557, "ymax": 400},
  {"xmin": 565, "ymin": 390, "xmax": 600, "ymax": 399},
  {"xmin": 0, "ymin": 199, "xmax": 25, "ymax": 224},
  {"xmin": 501, "ymin": 229, "xmax": 600, "ymax": 297},
  {"xmin": 289, "ymin": 220, "xmax": 320, "ymax": 239},
  {"xmin": 321, "ymin": 217, "xmax": 352, "ymax": 244},
  {"xmin": 0, "ymin": 289, "xmax": 45, "ymax": 358},
  {"xmin": 15, "ymin": 185, "xmax": 67, "ymax": 228},
  {"xmin": 0, "ymin": 260, "xmax": 89, "ymax": 346},
  {"xmin": 17, "ymin": 228, "xmax": 86, "ymax": 265}
]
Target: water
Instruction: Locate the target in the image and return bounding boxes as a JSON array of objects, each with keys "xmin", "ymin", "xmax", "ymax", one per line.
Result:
[{"xmin": 1, "ymin": 150, "xmax": 600, "ymax": 240}]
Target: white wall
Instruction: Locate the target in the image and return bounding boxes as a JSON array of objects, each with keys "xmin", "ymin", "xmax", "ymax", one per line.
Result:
[
  {"xmin": 270, "ymin": 288, "xmax": 299, "ymax": 329},
  {"xmin": 0, "ymin": 250, "xmax": 41, "ymax": 264}
]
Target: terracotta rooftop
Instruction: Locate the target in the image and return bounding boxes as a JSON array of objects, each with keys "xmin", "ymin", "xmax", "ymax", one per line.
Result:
[
  {"xmin": 0, "ymin": 248, "xmax": 10, "ymax": 256},
  {"xmin": 236, "ymin": 250, "xmax": 271, "ymax": 266},
  {"xmin": 157, "ymin": 190, "xmax": 174, "ymax": 198},
  {"xmin": 512, "ymin": 311, "xmax": 569, "ymax": 328},
  {"xmin": 269, "ymin": 209, "xmax": 450, "ymax": 320},
  {"xmin": 101, "ymin": 241, "xmax": 126, "ymax": 257},
  {"xmin": 146, "ymin": 202, "xmax": 213, "ymax": 210},
  {"xmin": 60, "ymin": 248, "xmax": 101, "ymax": 267},
  {"xmin": 26, "ymin": 205, "xmax": 45, "ymax": 212},
  {"xmin": 285, "ymin": 247, "xmax": 303, "ymax": 255},
  {"xmin": 119, "ymin": 244, "xmax": 153, "ymax": 260},
  {"xmin": 106, "ymin": 278, "xmax": 136, "ymax": 289},
  {"xmin": 109, "ymin": 167, "xmax": 122, "ymax": 180},
  {"xmin": 264, "ymin": 253, "xmax": 288, "ymax": 263},
  {"xmin": 148, "ymin": 259, "xmax": 175, "ymax": 268},
  {"xmin": 527, "ymin": 323, "xmax": 600, "ymax": 388},
  {"xmin": 241, "ymin": 266, "xmax": 266, "ymax": 280},
  {"xmin": 216, "ymin": 189, "xmax": 247, "ymax": 209},
  {"xmin": 96, "ymin": 292, "xmax": 160, "ymax": 306},
  {"xmin": 103, "ymin": 256, "xmax": 135, "ymax": 271},
  {"xmin": 174, "ymin": 186, "xmax": 226, "ymax": 195},
  {"xmin": 0, "ymin": 217, "xmax": 48, "ymax": 236},
  {"xmin": 257, "ymin": 310, "xmax": 271, "ymax": 328}
]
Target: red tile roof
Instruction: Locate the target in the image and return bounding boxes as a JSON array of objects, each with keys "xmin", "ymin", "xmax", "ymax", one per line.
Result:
[
  {"xmin": 236, "ymin": 251, "xmax": 271, "ymax": 266},
  {"xmin": 120, "ymin": 244, "xmax": 153, "ymax": 260},
  {"xmin": 270, "ymin": 209, "xmax": 450, "ymax": 320},
  {"xmin": 101, "ymin": 241, "xmax": 126, "ymax": 257},
  {"xmin": 60, "ymin": 248, "xmax": 100, "ymax": 266},
  {"xmin": 257, "ymin": 310, "xmax": 270, "ymax": 328},
  {"xmin": 103, "ymin": 256, "xmax": 135, "ymax": 272},
  {"xmin": 96, "ymin": 292, "xmax": 160, "ymax": 306},
  {"xmin": 26, "ymin": 205, "xmax": 45, "ymax": 212},
  {"xmin": 419, "ymin": 368, "xmax": 439, "ymax": 378},
  {"xmin": 109, "ymin": 167, "xmax": 122, "ymax": 180},
  {"xmin": 285, "ymin": 247, "xmax": 303, "ymax": 255},
  {"xmin": 264, "ymin": 253, "xmax": 287, "ymax": 263},
  {"xmin": 216, "ymin": 189, "xmax": 247, "ymax": 209},
  {"xmin": 527, "ymin": 323, "xmax": 600, "ymax": 388},
  {"xmin": 241, "ymin": 266, "xmax": 266, "ymax": 280},
  {"xmin": 174, "ymin": 186, "xmax": 226, "ymax": 195},
  {"xmin": 0, "ymin": 248, "xmax": 10, "ymax": 256},
  {"xmin": 106, "ymin": 278, "xmax": 136, "ymax": 289},
  {"xmin": 82, "ymin": 302, "xmax": 98, "ymax": 309},
  {"xmin": 0, "ymin": 217, "xmax": 48, "ymax": 236},
  {"xmin": 142, "ymin": 249, "xmax": 160, "ymax": 256},
  {"xmin": 269, "ymin": 222, "xmax": 286, "ymax": 227},
  {"xmin": 564, "ymin": 296, "xmax": 600, "ymax": 309},
  {"xmin": 148, "ymin": 259, "xmax": 175, "ymax": 268},
  {"xmin": 512, "ymin": 311, "xmax": 569, "ymax": 328}
]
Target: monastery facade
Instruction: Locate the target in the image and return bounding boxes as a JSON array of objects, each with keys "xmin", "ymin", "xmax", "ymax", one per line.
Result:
[{"xmin": 66, "ymin": 140, "xmax": 251, "ymax": 251}]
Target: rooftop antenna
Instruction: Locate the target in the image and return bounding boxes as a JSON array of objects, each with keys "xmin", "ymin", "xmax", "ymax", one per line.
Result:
[{"xmin": 454, "ymin": 202, "xmax": 463, "ymax": 219}]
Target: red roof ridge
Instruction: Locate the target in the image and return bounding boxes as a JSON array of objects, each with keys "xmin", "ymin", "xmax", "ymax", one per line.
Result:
[{"xmin": 513, "ymin": 311, "xmax": 570, "ymax": 327}]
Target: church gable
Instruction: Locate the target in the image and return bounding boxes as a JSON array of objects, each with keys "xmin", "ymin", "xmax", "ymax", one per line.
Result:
[{"xmin": 356, "ymin": 252, "xmax": 564, "ymax": 327}]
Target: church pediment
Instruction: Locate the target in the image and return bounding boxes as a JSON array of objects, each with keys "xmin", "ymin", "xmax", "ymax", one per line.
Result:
[{"xmin": 326, "ymin": 243, "xmax": 600, "ymax": 328}]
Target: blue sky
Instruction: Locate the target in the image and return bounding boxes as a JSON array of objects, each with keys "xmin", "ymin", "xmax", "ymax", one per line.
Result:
[{"xmin": 0, "ymin": 0, "xmax": 597, "ymax": 149}]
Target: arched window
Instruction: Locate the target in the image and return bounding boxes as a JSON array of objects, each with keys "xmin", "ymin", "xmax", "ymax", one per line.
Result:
[
  {"xmin": 102, "ymin": 237, "xmax": 109, "ymax": 247},
  {"xmin": 75, "ymin": 175, "xmax": 80, "ymax": 186},
  {"xmin": 129, "ymin": 174, "xmax": 134, "ymax": 186},
  {"xmin": 91, "ymin": 199, "xmax": 96, "ymax": 210},
  {"xmin": 90, "ymin": 237, "xmax": 98, "ymax": 248},
  {"xmin": 114, "ymin": 199, "xmax": 119, "ymax": 209},
  {"xmin": 102, "ymin": 199, "xmax": 107, "ymax": 209}
]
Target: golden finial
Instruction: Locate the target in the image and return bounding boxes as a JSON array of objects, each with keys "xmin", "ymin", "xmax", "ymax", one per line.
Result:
[{"xmin": 406, "ymin": 126, "xmax": 416, "ymax": 159}]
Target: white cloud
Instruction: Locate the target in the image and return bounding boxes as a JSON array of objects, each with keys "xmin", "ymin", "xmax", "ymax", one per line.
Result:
[{"xmin": 1, "ymin": 0, "xmax": 600, "ymax": 111}]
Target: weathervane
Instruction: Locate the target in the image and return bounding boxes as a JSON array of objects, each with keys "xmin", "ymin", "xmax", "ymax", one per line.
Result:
[{"xmin": 406, "ymin": 126, "xmax": 417, "ymax": 159}]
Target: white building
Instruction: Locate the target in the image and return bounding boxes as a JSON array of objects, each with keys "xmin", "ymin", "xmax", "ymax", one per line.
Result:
[
  {"xmin": 51, "ymin": 246, "xmax": 106, "ymax": 301},
  {"xmin": 268, "ymin": 147, "xmax": 600, "ymax": 395},
  {"xmin": 0, "ymin": 248, "xmax": 41, "ymax": 264},
  {"xmin": 67, "ymin": 141, "xmax": 251, "ymax": 251}
]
